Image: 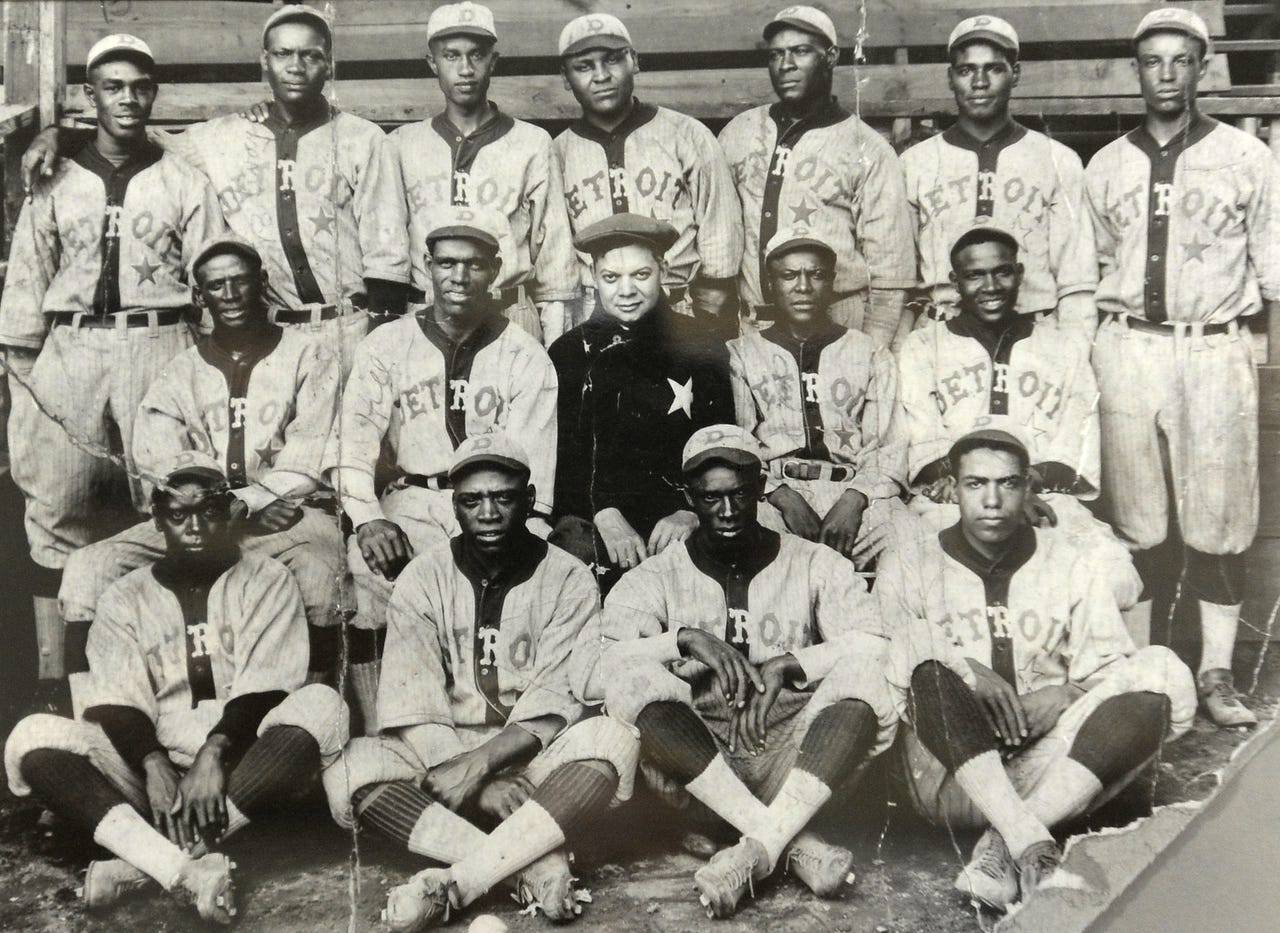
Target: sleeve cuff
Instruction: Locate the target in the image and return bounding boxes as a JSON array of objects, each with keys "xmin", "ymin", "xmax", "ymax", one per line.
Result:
[
  {"xmin": 606, "ymin": 628, "xmax": 685, "ymax": 669},
  {"xmin": 231, "ymin": 484, "xmax": 278, "ymax": 514},
  {"xmin": 791, "ymin": 644, "xmax": 837, "ymax": 686},
  {"xmin": 344, "ymin": 498, "xmax": 385, "ymax": 529},
  {"xmin": 411, "ymin": 723, "xmax": 467, "ymax": 770},
  {"xmin": 912, "ymin": 457, "xmax": 950, "ymax": 487}
]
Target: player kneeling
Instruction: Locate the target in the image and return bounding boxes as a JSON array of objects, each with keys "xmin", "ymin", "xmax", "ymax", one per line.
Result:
[
  {"xmin": 878, "ymin": 426, "xmax": 1196, "ymax": 911},
  {"xmin": 3, "ymin": 453, "xmax": 349, "ymax": 924},
  {"xmin": 582, "ymin": 425, "xmax": 897, "ymax": 918},
  {"xmin": 321, "ymin": 432, "xmax": 638, "ymax": 931}
]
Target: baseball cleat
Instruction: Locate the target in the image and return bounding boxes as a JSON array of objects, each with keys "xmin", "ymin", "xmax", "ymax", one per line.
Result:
[
  {"xmin": 693, "ymin": 837, "xmax": 768, "ymax": 919},
  {"xmin": 1198, "ymin": 669, "xmax": 1258, "ymax": 728},
  {"xmin": 1014, "ymin": 839, "xmax": 1062, "ymax": 904},
  {"xmin": 81, "ymin": 858, "xmax": 152, "ymax": 909},
  {"xmin": 954, "ymin": 828, "xmax": 1017, "ymax": 910},
  {"xmin": 785, "ymin": 831, "xmax": 856, "ymax": 897},
  {"xmin": 383, "ymin": 868, "xmax": 455, "ymax": 933},
  {"xmin": 513, "ymin": 848, "xmax": 580, "ymax": 921},
  {"xmin": 172, "ymin": 852, "xmax": 236, "ymax": 924}
]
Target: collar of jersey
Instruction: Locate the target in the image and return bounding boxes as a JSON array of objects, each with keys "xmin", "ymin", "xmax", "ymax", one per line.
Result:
[
  {"xmin": 197, "ymin": 325, "xmax": 284, "ymax": 372},
  {"xmin": 945, "ymin": 311, "xmax": 1034, "ymax": 360},
  {"xmin": 768, "ymin": 95, "xmax": 850, "ymax": 140},
  {"xmin": 451, "ymin": 528, "xmax": 548, "ymax": 588},
  {"xmin": 941, "ymin": 119, "xmax": 1027, "ymax": 153},
  {"xmin": 262, "ymin": 98, "xmax": 334, "ymax": 136},
  {"xmin": 72, "ymin": 137, "xmax": 165, "ymax": 179},
  {"xmin": 570, "ymin": 99, "xmax": 659, "ymax": 143},
  {"xmin": 939, "ymin": 520, "xmax": 1036, "ymax": 580},
  {"xmin": 1125, "ymin": 111, "xmax": 1218, "ymax": 158},
  {"xmin": 760, "ymin": 314, "xmax": 846, "ymax": 355},
  {"xmin": 151, "ymin": 547, "xmax": 241, "ymax": 591},
  {"xmin": 686, "ymin": 525, "xmax": 782, "ymax": 583},
  {"xmin": 431, "ymin": 104, "xmax": 516, "ymax": 148},
  {"xmin": 415, "ymin": 307, "xmax": 508, "ymax": 356}
]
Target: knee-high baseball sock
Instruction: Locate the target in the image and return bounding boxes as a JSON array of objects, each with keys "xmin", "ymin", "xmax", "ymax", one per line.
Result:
[
  {"xmin": 1198, "ymin": 601, "xmax": 1242, "ymax": 675},
  {"xmin": 222, "ymin": 725, "xmax": 321, "ymax": 838},
  {"xmin": 64, "ymin": 618, "xmax": 93, "ymax": 718},
  {"xmin": 352, "ymin": 781, "xmax": 486, "ymax": 864},
  {"xmin": 306, "ymin": 625, "xmax": 342, "ymax": 685},
  {"xmin": 635, "ymin": 701, "xmax": 773, "ymax": 844},
  {"xmin": 450, "ymin": 761, "xmax": 618, "ymax": 906},
  {"xmin": 20, "ymin": 749, "xmax": 187, "ymax": 889},
  {"xmin": 909, "ymin": 663, "xmax": 1050, "ymax": 858},
  {"xmin": 348, "ymin": 629, "xmax": 383, "ymax": 735}
]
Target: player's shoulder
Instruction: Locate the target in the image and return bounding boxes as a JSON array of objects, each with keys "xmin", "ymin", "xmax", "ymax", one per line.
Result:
[
  {"xmin": 154, "ymin": 145, "xmax": 210, "ymax": 185},
  {"xmin": 225, "ymin": 551, "xmax": 294, "ymax": 586},
  {"xmin": 506, "ymin": 116, "xmax": 554, "ymax": 147},
  {"xmin": 831, "ymin": 324, "xmax": 878, "ymax": 357},
  {"xmin": 332, "ymin": 108, "xmax": 385, "ymax": 136},
  {"xmin": 387, "ymin": 119, "xmax": 436, "ymax": 147},
  {"xmin": 900, "ymin": 130, "xmax": 947, "ymax": 164},
  {"xmin": 496, "ymin": 316, "xmax": 554, "ymax": 361},
  {"xmin": 1085, "ymin": 133, "xmax": 1138, "ymax": 174},
  {"xmin": 1201, "ymin": 118, "xmax": 1274, "ymax": 163},
  {"xmin": 719, "ymin": 104, "xmax": 774, "ymax": 141},
  {"xmin": 652, "ymin": 105, "xmax": 716, "ymax": 140},
  {"xmin": 898, "ymin": 318, "xmax": 950, "ymax": 356},
  {"xmin": 778, "ymin": 532, "xmax": 849, "ymax": 570},
  {"xmin": 542, "ymin": 541, "xmax": 599, "ymax": 588},
  {"xmin": 359, "ymin": 311, "xmax": 421, "ymax": 353}
]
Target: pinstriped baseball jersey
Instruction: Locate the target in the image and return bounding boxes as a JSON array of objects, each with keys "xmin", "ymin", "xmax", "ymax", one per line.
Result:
[
  {"xmin": 329, "ymin": 311, "xmax": 558, "ymax": 527},
  {"xmin": 554, "ymin": 102, "xmax": 744, "ymax": 290},
  {"xmin": 133, "ymin": 327, "xmax": 340, "ymax": 511},
  {"xmin": 727, "ymin": 318, "xmax": 905, "ymax": 502},
  {"xmin": 391, "ymin": 110, "xmax": 578, "ymax": 303},
  {"xmin": 718, "ymin": 100, "xmax": 916, "ymax": 311},
  {"xmin": 595, "ymin": 529, "xmax": 885, "ymax": 689},
  {"xmin": 164, "ymin": 105, "xmax": 411, "ymax": 310},
  {"xmin": 1085, "ymin": 115, "xmax": 1280, "ymax": 323},
  {"xmin": 378, "ymin": 533, "xmax": 598, "ymax": 759},
  {"xmin": 897, "ymin": 316, "xmax": 1100, "ymax": 493},
  {"xmin": 902, "ymin": 123, "xmax": 1096, "ymax": 315},
  {"xmin": 85, "ymin": 552, "xmax": 307, "ymax": 758},
  {"xmin": 0, "ymin": 142, "xmax": 224, "ymax": 349}
]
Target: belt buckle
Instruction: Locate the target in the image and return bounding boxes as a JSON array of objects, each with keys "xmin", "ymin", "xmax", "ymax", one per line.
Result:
[{"xmin": 783, "ymin": 460, "xmax": 819, "ymax": 482}]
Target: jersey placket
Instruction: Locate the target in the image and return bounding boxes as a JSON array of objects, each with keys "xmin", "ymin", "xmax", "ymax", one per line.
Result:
[
  {"xmin": 941, "ymin": 122, "xmax": 1026, "ymax": 219},
  {"xmin": 270, "ymin": 116, "xmax": 328, "ymax": 306},
  {"xmin": 200, "ymin": 332, "xmax": 283, "ymax": 486},
  {"xmin": 688, "ymin": 530, "xmax": 782, "ymax": 660},
  {"xmin": 571, "ymin": 102, "xmax": 660, "ymax": 216},
  {"xmin": 417, "ymin": 313, "xmax": 505, "ymax": 449},
  {"xmin": 155, "ymin": 570, "xmax": 220, "ymax": 706},
  {"xmin": 431, "ymin": 109, "xmax": 516, "ymax": 207}
]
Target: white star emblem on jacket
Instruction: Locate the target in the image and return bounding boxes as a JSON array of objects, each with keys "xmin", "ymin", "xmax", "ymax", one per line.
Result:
[{"xmin": 667, "ymin": 377, "xmax": 694, "ymax": 417}]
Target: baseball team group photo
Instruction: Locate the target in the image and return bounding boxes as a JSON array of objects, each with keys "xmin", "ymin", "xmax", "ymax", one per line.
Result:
[{"xmin": 0, "ymin": 1, "xmax": 1277, "ymax": 930}]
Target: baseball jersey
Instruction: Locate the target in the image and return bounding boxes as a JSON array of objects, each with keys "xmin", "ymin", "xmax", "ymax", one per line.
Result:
[
  {"xmin": 877, "ymin": 522, "xmax": 1134, "ymax": 698},
  {"xmin": 330, "ymin": 311, "xmax": 558, "ymax": 525},
  {"xmin": 902, "ymin": 122, "xmax": 1096, "ymax": 314},
  {"xmin": 164, "ymin": 104, "xmax": 410, "ymax": 310},
  {"xmin": 897, "ymin": 315, "xmax": 1099, "ymax": 494},
  {"xmin": 392, "ymin": 108, "xmax": 577, "ymax": 303},
  {"xmin": 589, "ymin": 528, "xmax": 885, "ymax": 695},
  {"xmin": 0, "ymin": 141, "xmax": 224, "ymax": 349},
  {"xmin": 728, "ymin": 317, "xmax": 904, "ymax": 502},
  {"xmin": 378, "ymin": 532, "xmax": 599, "ymax": 766},
  {"xmin": 85, "ymin": 551, "xmax": 307, "ymax": 760},
  {"xmin": 554, "ymin": 102, "xmax": 743, "ymax": 290},
  {"xmin": 133, "ymin": 327, "xmax": 340, "ymax": 512},
  {"xmin": 718, "ymin": 99, "xmax": 916, "ymax": 311},
  {"xmin": 575, "ymin": 307, "xmax": 733, "ymax": 533},
  {"xmin": 1085, "ymin": 115, "xmax": 1280, "ymax": 324}
]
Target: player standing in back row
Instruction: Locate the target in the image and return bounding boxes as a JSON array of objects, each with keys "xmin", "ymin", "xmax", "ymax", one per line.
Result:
[
  {"xmin": 718, "ymin": 6, "xmax": 915, "ymax": 347},
  {"xmin": 1085, "ymin": 8, "xmax": 1280, "ymax": 727}
]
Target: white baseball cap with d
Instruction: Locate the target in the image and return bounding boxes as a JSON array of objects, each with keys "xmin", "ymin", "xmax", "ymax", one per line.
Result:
[
  {"xmin": 947, "ymin": 16, "xmax": 1020, "ymax": 57},
  {"xmin": 86, "ymin": 33, "xmax": 155, "ymax": 72},
  {"xmin": 682, "ymin": 425, "xmax": 763, "ymax": 475},
  {"xmin": 559, "ymin": 13, "xmax": 633, "ymax": 57},
  {"xmin": 763, "ymin": 5, "xmax": 838, "ymax": 47},
  {"xmin": 427, "ymin": 2, "xmax": 498, "ymax": 44},
  {"xmin": 1133, "ymin": 6, "xmax": 1212, "ymax": 55},
  {"xmin": 448, "ymin": 432, "xmax": 531, "ymax": 480}
]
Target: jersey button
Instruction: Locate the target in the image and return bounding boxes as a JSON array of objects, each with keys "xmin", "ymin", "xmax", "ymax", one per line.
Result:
[
  {"xmin": 1150, "ymin": 254, "xmax": 1160, "ymax": 262},
  {"xmin": 230, "ymin": 462, "xmax": 240, "ymax": 470},
  {"xmin": 764, "ymin": 210, "xmax": 773, "ymax": 218}
]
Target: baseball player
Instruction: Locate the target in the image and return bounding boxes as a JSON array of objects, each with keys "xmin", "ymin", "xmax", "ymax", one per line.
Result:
[
  {"xmin": 4, "ymin": 454, "xmax": 349, "ymax": 923},
  {"xmin": 728, "ymin": 228, "xmax": 914, "ymax": 568},
  {"xmin": 391, "ymin": 1, "xmax": 578, "ymax": 345},
  {"xmin": 549, "ymin": 214, "xmax": 734, "ymax": 586},
  {"xmin": 576, "ymin": 425, "xmax": 896, "ymax": 918},
  {"xmin": 878, "ymin": 426, "xmax": 1195, "ymax": 911},
  {"xmin": 1085, "ymin": 8, "xmax": 1280, "ymax": 726},
  {"xmin": 0, "ymin": 35, "xmax": 224, "ymax": 711},
  {"xmin": 55, "ymin": 236, "xmax": 347, "ymax": 714},
  {"xmin": 897, "ymin": 225, "xmax": 1140, "ymax": 607},
  {"xmin": 902, "ymin": 17, "xmax": 1097, "ymax": 336},
  {"xmin": 320, "ymin": 433, "xmax": 637, "ymax": 929},
  {"xmin": 24, "ymin": 5, "xmax": 412, "ymax": 372},
  {"xmin": 554, "ymin": 13, "xmax": 743, "ymax": 330},
  {"xmin": 329, "ymin": 212, "xmax": 558, "ymax": 731},
  {"xmin": 718, "ymin": 6, "xmax": 915, "ymax": 347}
]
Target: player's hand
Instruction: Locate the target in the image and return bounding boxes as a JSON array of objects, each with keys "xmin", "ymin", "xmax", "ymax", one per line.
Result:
[
  {"xmin": 738, "ymin": 653, "xmax": 801, "ymax": 754},
  {"xmin": 677, "ymin": 628, "xmax": 765, "ymax": 718},
  {"xmin": 1024, "ymin": 492, "xmax": 1058, "ymax": 528},
  {"xmin": 356, "ymin": 519, "xmax": 413, "ymax": 580},
  {"xmin": 142, "ymin": 752, "xmax": 183, "ymax": 846},
  {"xmin": 647, "ymin": 509, "xmax": 698, "ymax": 554},
  {"xmin": 249, "ymin": 498, "xmax": 304, "ymax": 533},
  {"xmin": 593, "ymin": 508, "xmax": 648, "ymax": 570},
  {"xmin": 476, "ymin": 774, "xmax": 534, "ymax": 820},
  {"xmin": 173, "ymin": 743, "xmax": 228, "ymax": 851},
  {"xmin": 21, "ymin": 126, "xmax": 60, "ymax": 194},
  {"xmin": 820, "ymin": 490, "xmax": 868, "ymax": 558},
  {"xmin": 966, "ymin": 659, "xmax": 1028, "ymax": 748},
  {"xmin": 423, "ymin": 748, "xmax": 491, "ymax": 811},
  {"xmin": 766, "ymin": 486, "xmax": 822, "ymax": 540},
  {"xmin": 1019, "ymin": 683, "xmax": 1083, "ymax": 741},
  {"xmin": 922, "ymin": 474, "xmax": 957, "ymax": 504},
  {"xmin": 239, "ymin": 100, "xmax": 272, "ymax": 123}
]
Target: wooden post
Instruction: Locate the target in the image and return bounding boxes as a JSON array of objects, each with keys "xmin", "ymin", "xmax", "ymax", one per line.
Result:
[
  {"xmin": 4, "ymin": 0, "xmax": 41, "ymax": 247},
  {"xmin": 37, "ymin": 1, "xmax": 65, "ymax": 131},
  {"xmin": 891, "ymin": 47, "xmax": 912, "ymax": 149}
]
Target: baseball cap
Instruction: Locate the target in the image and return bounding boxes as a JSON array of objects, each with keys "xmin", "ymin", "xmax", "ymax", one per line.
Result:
[
  {"xmin": 448, "ymin": 432, "xmax": 531, "ymax": 480},
  {"xmin": 559, "ymin": 13, "xmax": 633, "ymax": 57},
  {"xmin": 573, "ymin": 213, "xmax": 680, "ymax": 259},
  {"xmin": 682, "ymin": 425, "xmax": 763, "ymax": 475},
  {"xmin": 261, "ymin": 4, "xmax": 333, "ymax": 47},
  {"xmin": 763, "ymin": 6, "xmax": 838, "ymax": 48},
  {"xmin": 189, "ymin": 235, "xmax": 262, "ymax": 280},
  {"xmin": 948, "ymin": 418, "xmax": 1032, "ymax": 472},
  {"xmin": 764, "ymin": 227, "xmax": 837, "ymax": 266},
  {"xmin": 157, "ymin": 450, "xmax": 228, "ymax": 488},
  {"xmin": 427, "ymin": 2, "xmax": 498, "ymax": 44},
  {"xmin": 1133, "ymin": 7, "xmax": 1212, "ymax": 55},
  {"xmin": 947, "ymin": 16, "xmax": 1020, "ymax": 58},
  {"xmin": 86, "ymin": 34, "xmax": 155, "ymax": 72},
  {"xmin": 949, "ymin": 222, "xmax": 1020, "ymax": 266},
  {"xmin": 426, "ymin": 205, "xmax": 501, "ymax": 255}
]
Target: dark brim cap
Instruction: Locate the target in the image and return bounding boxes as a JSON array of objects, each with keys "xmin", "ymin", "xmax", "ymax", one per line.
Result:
[
  {"xmin": 189, "ymin": 235, "xmax": 263, "ymax": 279},
  {"xmin": 573, "ymin": 212, "xmax": 680, "ymax": 258},
  {"xmin": 426, "ymin": 224, "xmax": 500, "ymax": 254},
  {"xmin": 948, "ymin": 427, "xmax": 1030, "ymax": 470},
  {"xmin": 949, "ymin": 223, "xmax": 1020, "ymax": 266}
]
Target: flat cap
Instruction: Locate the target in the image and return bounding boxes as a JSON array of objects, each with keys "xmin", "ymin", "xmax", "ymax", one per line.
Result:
[
  {"xmin": 559, "ymin": 13, "xmax": 633, "ymax": 57},
  {"xmin": 448, "ymin": 431, "xmax": 531, "ymax": 480},
  {"xmin": 682, "ymin": 424, "xmax": 763, "ymax": 474},
  {"xmin": 763, "ymin": 5, "xmax": 838, "ymax": 47},
  {"xmin": 573, "ymin": 213, "xmax": 679, "ymax": 258},
  {"xmin": 948, "ymin": 16, "xmax": 1019, "ymax": 57},
  {"xmin": 1133, "ymin": 7, "xmax": 1212, "ymax": 55},
  {"xmin": 86, "ymin": 34, "xmax": 154, "ymax": 72},
  {"xmin": 427, "ymin": 2, "xmax": 497, "ymax": 44},
  {"xmin": 261, "ymin": 4, "xmax": 333, "ymax": 46}
]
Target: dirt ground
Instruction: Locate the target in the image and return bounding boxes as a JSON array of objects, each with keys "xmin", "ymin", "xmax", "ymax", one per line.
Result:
[{"xmin": 0, "ymin": 643, "xmax": 1275, "ymax": 933}]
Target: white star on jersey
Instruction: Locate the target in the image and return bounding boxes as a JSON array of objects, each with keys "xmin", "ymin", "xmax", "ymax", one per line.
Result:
[{"xmin": 667, "ymin": 377, "xmax": 694, "ymax": 418}]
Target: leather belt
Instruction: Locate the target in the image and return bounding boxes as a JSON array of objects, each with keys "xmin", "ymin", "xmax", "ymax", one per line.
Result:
[
  {"xmin": 393, "ymin": 473, "xmax": 451, "ymax": 492},
  {"xmin": 48, "ymin": 307, "xmax": 190, "ymax": 329},
  {"xmin": 271, "ymin": 304, "xmax": 350, "ymax": 325},
  {"xmin": 1099, "ymin": 311, "xmax": 1235, "ymax": 336},
  {"xmin": 770, "ymin": 459, "xmax": 855, "ymax": 483}
]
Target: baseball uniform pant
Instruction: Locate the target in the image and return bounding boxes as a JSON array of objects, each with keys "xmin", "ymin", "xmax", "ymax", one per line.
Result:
[
  {"xmin": 758, "ymin": 482, "xmax": 921, "ymax": 571},
  {"xmin": 897, "ymin": 646, "xmax": 1195, "ymax": 829},
  {"xmin": 1093, "ymin": 316, "xmax": 1258, "ymax": 556},
  {"xmin": 8, "ymin": 319, "xmax": 195, "ymax": 569},
  {"xmin": 271, "ymin": 307, "xmax": 369, "ymax": 381},
  {"xmin": 320, "ymin": 715, "xmax": 639, "ymax": 830}
]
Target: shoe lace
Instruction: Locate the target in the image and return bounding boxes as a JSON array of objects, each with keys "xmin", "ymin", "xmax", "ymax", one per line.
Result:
[
  {"xmin": 973, "ymin": 837, "xmax": 1010, "ymax": 879},
  {"xmin": 1022, "ymin": 844, "xmax": 1060, "ymax": 879},
  {"xmin": 1206, "ymin": 680, "xmax": 1243, "ymax": 705},
  {"xmin": 720, "ymin": 854, "xmax": 756, "ymax": 900}
]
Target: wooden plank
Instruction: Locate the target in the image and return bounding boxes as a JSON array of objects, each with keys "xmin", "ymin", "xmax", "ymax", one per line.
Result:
[
  {"xmin": 5, "ymin": 0, "xmax": 42, "ymax": 246},
  {"xmin": 66, "ymin": 0, "xmax": 1227, "ymax": 62},
  {"xmin": 0, "ymin": 100, "xmax": 38, "ymax": 137},
  {"xmin": 37, "ymin": 1, "xmax": 63, "ymax": 128},
  {"xmin": 1257, "ymin": 427, "xmax": 1280, "ymax": 537},
  {"xmin": 60, "ymin": 57, "xmax": 1235, "ymax": 124}
]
